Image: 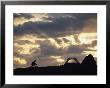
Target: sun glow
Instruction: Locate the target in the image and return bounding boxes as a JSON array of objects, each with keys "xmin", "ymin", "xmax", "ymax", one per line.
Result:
[
  {"xmin": 56, "ymin": 59, "xmax": 65, "ymax": 63},
  {"xmin": 79, "ymin": 33, "xmax": 97, "ymax": 44},
  {"xmin": 68, "ymin": 59, "xmax": 76, "ymax": 63},
  {"xmin": 50, "ymin": 56, "xmax": 65, "ymax": 63}
]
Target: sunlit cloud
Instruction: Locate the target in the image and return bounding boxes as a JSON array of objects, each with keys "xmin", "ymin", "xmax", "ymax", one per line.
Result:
[
  {"xmin": 63, "ymin": 35, "xmax": 78, "ymax": 45},
  {"xmin": 14, "ymin": 43, "xmax": 40, "ymax": 54},
  {"xmin": 88, "ymin": 46, "xmax": 97, "ymax": 51},
  {"xmin": 14, "ymin": 57, "xmax": 27, "ymax": 65},
  {"xmin": 14, "ymin": 13, "xmax": 52, "ymax": 26},
  {"xmin": 50, "ymin": 56, "xmax": 65, "ymax": 65},
  {"xmin": 79, "ymin": 33, "xmax": 97, "ymax": 44},
  {"xmin": 56, "ymin": 59, "xmax": 65, "ymax": 65}
]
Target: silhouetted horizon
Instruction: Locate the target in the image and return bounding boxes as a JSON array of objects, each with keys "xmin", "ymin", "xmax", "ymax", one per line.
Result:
[{"xmin": 14, "ymin": 54, "xmax": 97, "ymax": 75}]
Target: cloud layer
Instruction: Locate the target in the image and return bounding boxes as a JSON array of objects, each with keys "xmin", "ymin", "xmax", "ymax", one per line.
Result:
[{"xmin": 13, "ymin": 13, "xmax": 97, "ymax": 68}]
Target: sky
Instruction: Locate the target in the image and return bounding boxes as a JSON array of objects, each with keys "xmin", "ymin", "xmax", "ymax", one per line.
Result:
[{"xmin": 13, "ymin": 13, "xmax": 97, "ymax": 68}]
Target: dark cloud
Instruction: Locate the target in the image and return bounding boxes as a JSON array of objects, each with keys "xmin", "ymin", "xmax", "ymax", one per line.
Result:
[
  {"xmin": 67, "ymin": 45, "xmax": 85, "ymax": 54},
  {"xmin": 66, "ymin": 42, "xmax": 97, "ymax": 54},
  {"xmin": 54, "ymin": 38, "xmax": 70, "ymax": 44},
  {"xmin": 62, "ymin": 38, "xmax": 70, "ymax": 43},
  {"xmin": 54, "ymin": 39, "xmax": 62, "ymax": 44},
  {"xmin": 32, "ymin": 40, "xmax": 90, "ymax": 58},
  {"xmin": 91, "ymin": 40, "xmax": 97, "ymax": 47},
  {"xmin": 38, "ymin": 40, "xmax": 64, "ymax": 56},
  {"xmin": 37, "ymin": 57, "xmax": 59, "ymax": 67},
  {"xmin": 48, "ymin": 13, "xmax": 97, "ymax": 20},
  {"xmin": 74, "ymin": 34, "xmax": 80, "ymax": 44},
  {"xmin": 14, "ymin": 13, "xmax": 97, "ymax": 38}
]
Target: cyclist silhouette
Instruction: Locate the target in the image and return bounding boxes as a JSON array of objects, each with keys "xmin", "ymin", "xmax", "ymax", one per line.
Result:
[{"xmin": 31, "ymin": 60, "xmax": 37, "ymax": 67}]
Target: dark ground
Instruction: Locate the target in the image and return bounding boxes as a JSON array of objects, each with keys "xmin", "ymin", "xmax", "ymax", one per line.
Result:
[{"xmin": 14, "ymin": 54, "xmax": 97, "ymax": 75}]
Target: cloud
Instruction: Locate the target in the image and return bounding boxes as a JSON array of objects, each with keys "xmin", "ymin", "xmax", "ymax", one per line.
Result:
[
  {"xmin": 38, "ymin": 40, "xmax": 64, "ymax": 56},
  {"xmin": 36, "ymin": 56, "xmax": 61, "ymax": 67},
  {"xmin": 91, "ymin": 40, "xmax": 97, "ymax": 47},
  {"xmin": 13, "ymin": 13, "xmax": 97, "ymax": 68},
  {"xmin": 14, "ymin": 57, "xmax": 27, "ymax": 65},
  {"xmin": 82, "ymin": 40, "xmax": 97, "ymax": 48},
  {"xmin": 66, "ymin": 45, "xmax": 86, "ymax": 54},
  {"xmin": 83, "ymin": 17, "xmax": 97, "ymax": 33},
  {"xmin": 13, "ymin": 39, "xmax": 96, "ymax": 68},
  {"xmin": 54, "ymin": 39, "xmax": 62, "ymax": 44},
  {"xmin": 14, "ymin": 13, "xmax": 52, "ymax": 26},
  {"xmin": 14, "ymin": 13, "xmax": 33, "ymax": 19},
  {"xmin": 14, "ymin": 13, "xmax": 97, "ymax": 38},
  {"xmin": 14, "ymin": 45, "xmax": 23, "ymax": 53},
  {"xmin": 78, "ymin": 33, "xmax": 97, "ymax": 44},
  {"xmin": 74, "ymin": 34, "xmax": 80, "ymax": 44},
  {"xmin": 32, "ymin": 39, "xmax": 93, "ymax": 58},
  {"xmin": 62, "ymin": 38, "xmax": 70, "ymax": 43},
  {"xmin": 14, "ymin": 40, "xmax": 34, "ymax": 45},
  {"xmin": 14, "ymin": 17, "xmax": 78, "ymax": 37}
]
